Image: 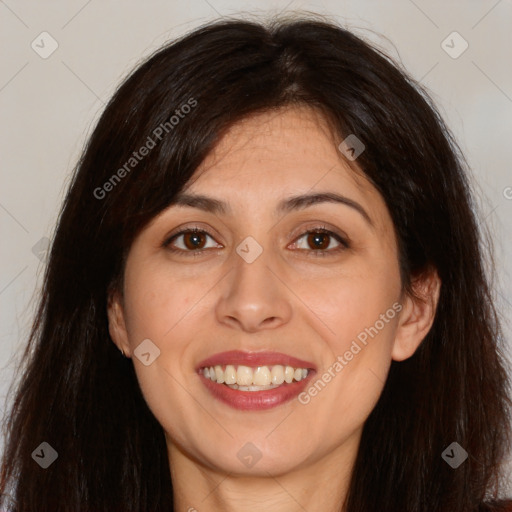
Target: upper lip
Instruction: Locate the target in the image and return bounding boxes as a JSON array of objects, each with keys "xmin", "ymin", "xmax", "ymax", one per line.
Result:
[{"xmin": 196, "ymin": 350, "xmax": 316, "ymax": 371}]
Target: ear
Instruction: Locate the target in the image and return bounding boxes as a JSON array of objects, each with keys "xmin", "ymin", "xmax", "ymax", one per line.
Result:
[
  {"xmin": 392, "ymin": 267, "xmax": 441, "ymax": 361},
  {"xmin": 107, "ymin": 290, "xmax": 131, "ymax": 357}
]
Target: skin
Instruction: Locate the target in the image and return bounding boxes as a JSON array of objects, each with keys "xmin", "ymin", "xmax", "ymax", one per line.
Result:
[{"xmin": 108, "ymin": 105, "xmax": 440, "ymax": 512}]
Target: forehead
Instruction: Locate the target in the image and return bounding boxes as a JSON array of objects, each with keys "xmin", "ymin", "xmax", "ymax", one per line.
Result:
[
  {"xmin": 191, "ymin": 106, "xmax": 366, "ymax": 189},
  {"xmin": 181, "ymin": 106, "xmax": 391, "ymax": 234}
]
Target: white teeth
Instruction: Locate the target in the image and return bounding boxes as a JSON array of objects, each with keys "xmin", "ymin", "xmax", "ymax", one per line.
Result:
[
  {"xmin": 284, "ymin": 366, "xmax": 294, "ymax": 383},
  {"xmin": 236, "ymin": 365, "xmax": 254, "ymax": 386},
  {"xmin": 224, "ymin": 364, "xmax": 237, "ymax": 384},
  {"xmin": 215, "ymin": 366, "xmax": 224, "ymax": 384},
  {"xmin": 252, "ymin": 366, "xmax": 271, "ymax": 385},
  {"xmin": 237, "ymin": 384, "xmax": 280, "ymax": 391},
  {"xmin": 271, "ymin": 365, "xmax": 285, "ymax": 385},
  {"xmin": 202, "ymin": 364, "xmax": 310, "ymax": 388}
]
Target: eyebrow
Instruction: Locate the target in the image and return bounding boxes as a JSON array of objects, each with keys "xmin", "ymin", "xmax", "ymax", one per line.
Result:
[{"xmin": 171, "ymin": 191, "xmax": 373, "ymax": 226}]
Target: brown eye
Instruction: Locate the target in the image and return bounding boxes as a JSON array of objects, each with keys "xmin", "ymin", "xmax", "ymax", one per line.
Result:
[
  {"xmin": 182, "ymin": 231, "xmax": 207, "ymax": 250},
  {"xmin": 307, "ymin": 232, "xmax": 331, "ymax": 250},
  {"xmin": 292, "ymin": 227, "xmax": 349, "ymax": 256},
  {"xmin": 165, "ymin": 228, "xmax": 221, "ymax": 254}
]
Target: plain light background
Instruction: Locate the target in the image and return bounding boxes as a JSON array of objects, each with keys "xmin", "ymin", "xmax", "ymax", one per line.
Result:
[{"xmin": 1, "ymin": 0, "xmax": 511, "ymax": 494}]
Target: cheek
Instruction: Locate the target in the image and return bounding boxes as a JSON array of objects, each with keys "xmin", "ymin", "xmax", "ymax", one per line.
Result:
[
  {"xmin": 298, "ymin": 310, "xmax": 398, "ymax": 451},
  {"xmin": 120, "ymin": 263, "xmax": 201, "ymax": 439},
  {"xmin": 297, "ymin": 254, "xmax": 401, "ymax": 348},
  {"xmin": 292, "ymin": 256, "xmax": 400, "ymax": 427},
  {"xmin": 122, "ymin": 260, "xmax": 198, "ymax": 343}
]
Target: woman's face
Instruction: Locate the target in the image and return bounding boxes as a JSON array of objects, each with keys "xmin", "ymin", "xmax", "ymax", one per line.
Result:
[{"xmin": 109, "ymin": 106, "xmax": 421, "ymax": 478}]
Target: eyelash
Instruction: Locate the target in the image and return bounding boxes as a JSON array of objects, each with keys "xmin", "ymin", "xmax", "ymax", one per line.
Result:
[{"xmin": 163, "ymin": 225, "xmax": 350, "ymax": 258}]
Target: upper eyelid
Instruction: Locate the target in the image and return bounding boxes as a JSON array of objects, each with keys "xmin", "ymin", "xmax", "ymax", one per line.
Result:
[
  {"xmin": 169, "ymin": 229, "xmax": 220, "ymax": 247},
  {"xmin": 163, "ymin": 224, "xmax": 220, "ymax": 246},
  {"xmin": 165, "ymin": 219, "xmax": 348, "ymax": 238},
  {"xmin": 164, "ymin": 224, "xmax": 349, "ymax": 250}
]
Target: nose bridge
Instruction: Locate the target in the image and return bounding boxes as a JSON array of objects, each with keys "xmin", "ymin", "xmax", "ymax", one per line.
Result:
[{"xmin": 215, "ymin": 234, "xmax": 292, "ymax": 332}]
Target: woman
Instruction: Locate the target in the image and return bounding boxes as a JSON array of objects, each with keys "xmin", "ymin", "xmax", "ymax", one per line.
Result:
[{"xmin": 1, "ymin": 15, "xmax": 511, "ymax": 512}]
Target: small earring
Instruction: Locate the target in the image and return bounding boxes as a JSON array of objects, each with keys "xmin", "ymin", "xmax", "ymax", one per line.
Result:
[{"xmin": 120, "ymin": 347, "xmax": 126, "ymax": 357}]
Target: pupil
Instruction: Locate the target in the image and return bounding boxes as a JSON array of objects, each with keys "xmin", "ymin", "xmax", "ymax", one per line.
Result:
[
  {"xmin": 310, "ymin": 233, "xmax": 328, "ymax": 250},
  {"xmin": 186, "ymin": 232, "xmax": 204, "ymax": 250}
]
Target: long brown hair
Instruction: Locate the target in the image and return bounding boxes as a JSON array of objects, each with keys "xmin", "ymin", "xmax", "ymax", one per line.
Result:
[{"xmin": 1, "ymin": 15, "xmax": 511, "ymax": 511}]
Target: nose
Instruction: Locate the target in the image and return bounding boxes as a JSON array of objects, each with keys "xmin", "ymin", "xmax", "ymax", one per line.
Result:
[{"xmin": 215, "ymin": 247, "xmax": 293, "ymax": 333}]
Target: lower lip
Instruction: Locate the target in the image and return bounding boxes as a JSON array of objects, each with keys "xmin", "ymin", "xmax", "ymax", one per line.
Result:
[{"xmin": 199, "ymin": 371, "xmax": 316, "ymax": 411}]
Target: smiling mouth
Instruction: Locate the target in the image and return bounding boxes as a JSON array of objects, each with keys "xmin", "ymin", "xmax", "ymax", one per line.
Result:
[{"xmin": 200, "ymin": 364, "xmax": 310, "ymax": 391}]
